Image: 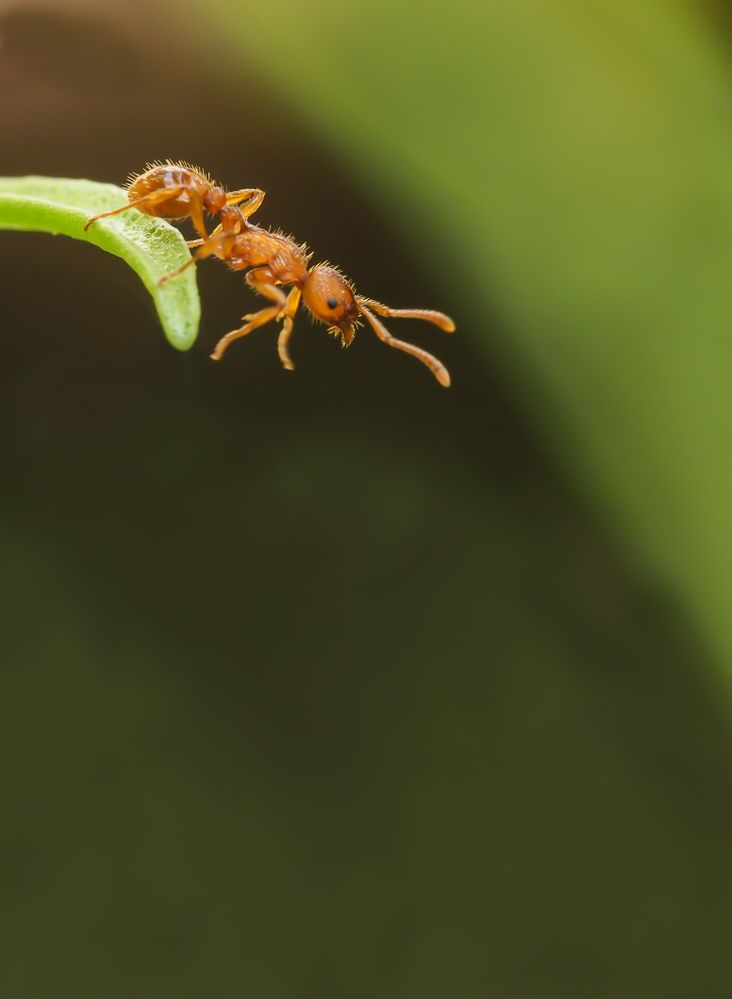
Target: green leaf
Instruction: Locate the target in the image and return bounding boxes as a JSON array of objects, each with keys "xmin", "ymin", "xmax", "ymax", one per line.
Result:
[{"xmin": 0, "ymin": 176, "xmax": 199, "ymax": 351}]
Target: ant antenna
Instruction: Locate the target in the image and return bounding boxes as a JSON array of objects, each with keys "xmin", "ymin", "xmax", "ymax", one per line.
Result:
[{"xmin": 356, "ymin": 302, "xmax": 451, "ymax": 387}]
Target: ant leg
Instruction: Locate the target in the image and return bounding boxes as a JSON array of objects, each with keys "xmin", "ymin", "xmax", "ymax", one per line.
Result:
[
  {"xmin": 225, "ymin": 188, "xmax": 265, "ymax": 219},
  {"xmin": 276, "ymin": 288, "xmax": 302, "ymax": 371},
  {"xmin": 83, "ymin": 186, "xmax": 187, "ymax": 231},
  {"xmin": 210, "ymin": 306, "xmax": 280, "ymax": 362},
  {"xmin": 158, "ymin": 257, "xmax": 197, "ymax": 286},
  {"xmin": 243, "ymin": 271, "xmax": 300, "ymax": 370},
  {"xmin": 158, "ymin": 232, "xmax": 231, "ymax": 287},
  {"xmin": 244, "ymin": 268, "xmax": 287, "ymax": 314},
  {"xmin": 190, "ymin": 198, "xmax": 209, "ymax": 241},
  {"xmin": 277, "ymin": 318, "xmax": 295, "ymax": 371},
  {"xmin": 357, "ymin": 304, "xmax": 451, "ymax": 387},
  {"xmin": 357, "ymin": 297, "xmax": 455, "ymax": 333},
  {"xmin": 187, "ymin": 215, "xmax": 227, "ymax": 248}
]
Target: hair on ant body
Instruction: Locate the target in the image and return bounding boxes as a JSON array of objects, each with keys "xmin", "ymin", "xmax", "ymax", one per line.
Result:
[
  {"xmin": 163, "ymin": 204, "xmax": 455, "ymax": 386},
  {"xmin": 83, "ymin": 161, "xmax": 264, "ymax": 240}
]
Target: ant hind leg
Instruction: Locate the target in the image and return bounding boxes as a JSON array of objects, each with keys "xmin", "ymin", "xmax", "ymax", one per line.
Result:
[{"xmin": 83, "ymin": 185, "xmax": 187, "ymax": 232}]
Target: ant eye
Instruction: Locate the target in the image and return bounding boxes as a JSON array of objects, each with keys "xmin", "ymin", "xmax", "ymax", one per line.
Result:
[{"xmin": 326, "ymin": 296, "xmax": 338, "ymax": 310}]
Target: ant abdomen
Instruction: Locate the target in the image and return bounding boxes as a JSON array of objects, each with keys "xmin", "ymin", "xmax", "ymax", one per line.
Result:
[
  {"xmin": 128, "ymin": 164, "xmax": 223, "ymax": 220},
  {"xmin": 84, "ymin": 161, "xmax": 262, "ymax": 241}
]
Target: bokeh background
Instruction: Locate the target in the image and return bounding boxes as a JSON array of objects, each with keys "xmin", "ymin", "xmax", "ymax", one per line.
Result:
[{"xmin": 1, "ymin": 1, "xmax": 732, "ymax": 996}]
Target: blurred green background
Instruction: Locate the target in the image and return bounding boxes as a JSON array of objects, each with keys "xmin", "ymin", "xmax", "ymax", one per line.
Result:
[{"xmin": 1, "ymin": 1, "xmax": 732, "ymax": 996}]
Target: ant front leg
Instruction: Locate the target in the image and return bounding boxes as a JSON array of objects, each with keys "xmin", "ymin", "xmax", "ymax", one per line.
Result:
[
  {"xmin": 245, "ymin": 268, "xmax": 298, "ymax": 371},
  {"xmin": 244, "ymin": 268, "xmax": 287, "ymax": 313},
  {"xmin": 225, "ymin": 188, "xmax": 265, "ymax": 219},
  {"xmin": 210, "ymin": 306, "xmax": 281, "ymax": 362},
  {"xmin": 275, "ymin": 287, "xmax": 302, "ymax": 371},
  {"xmin": 83, "ymin": 186, "xmax": 187, "ymax": 232}
]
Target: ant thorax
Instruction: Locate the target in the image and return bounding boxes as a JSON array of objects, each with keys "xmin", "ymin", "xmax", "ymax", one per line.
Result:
[{"xmin": 230, "ymin": 228, "xmax": 309, "ymax": 285}]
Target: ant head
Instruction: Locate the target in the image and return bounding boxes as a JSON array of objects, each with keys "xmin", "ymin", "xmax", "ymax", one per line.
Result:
[
  {"xmin": 203, "ymin": 186, "xmax": 227, "ymax": 214},
  {"xmin": 303, "ymin": 265, "xmax": 360, "ymax": 345}
]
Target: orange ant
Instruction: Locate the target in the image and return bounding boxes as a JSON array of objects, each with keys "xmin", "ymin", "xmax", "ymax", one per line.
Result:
[
  {"xmin": 83, "ymin": 160, "xmax": 264, "ymax": 240},
  {"xmin": 161, "ymin": 205, "xmax": 456, "ymax": 386}
]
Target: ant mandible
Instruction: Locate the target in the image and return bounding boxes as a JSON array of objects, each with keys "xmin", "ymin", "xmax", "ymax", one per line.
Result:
[
  {"xmin": 161, "ymin": 205, "xmax": 456, "ymax": 386},
  {"xmin": 83, "ymin": 160, "xmax": 264, "ymax": 240}
]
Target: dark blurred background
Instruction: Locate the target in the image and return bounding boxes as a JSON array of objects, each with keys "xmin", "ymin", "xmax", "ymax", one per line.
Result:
[{"xmin": 1, "ymin": 3, "xmax": 731, "ymax": 997}]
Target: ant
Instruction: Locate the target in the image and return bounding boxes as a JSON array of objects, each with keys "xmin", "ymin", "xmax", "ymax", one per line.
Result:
[
  {"xmin": 83, "ymin": 160, "xmax": 264, "ymax": 240},
  {"xmin": 161, "ymin": 205, "xmax": 456, "ymax": 386}
]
